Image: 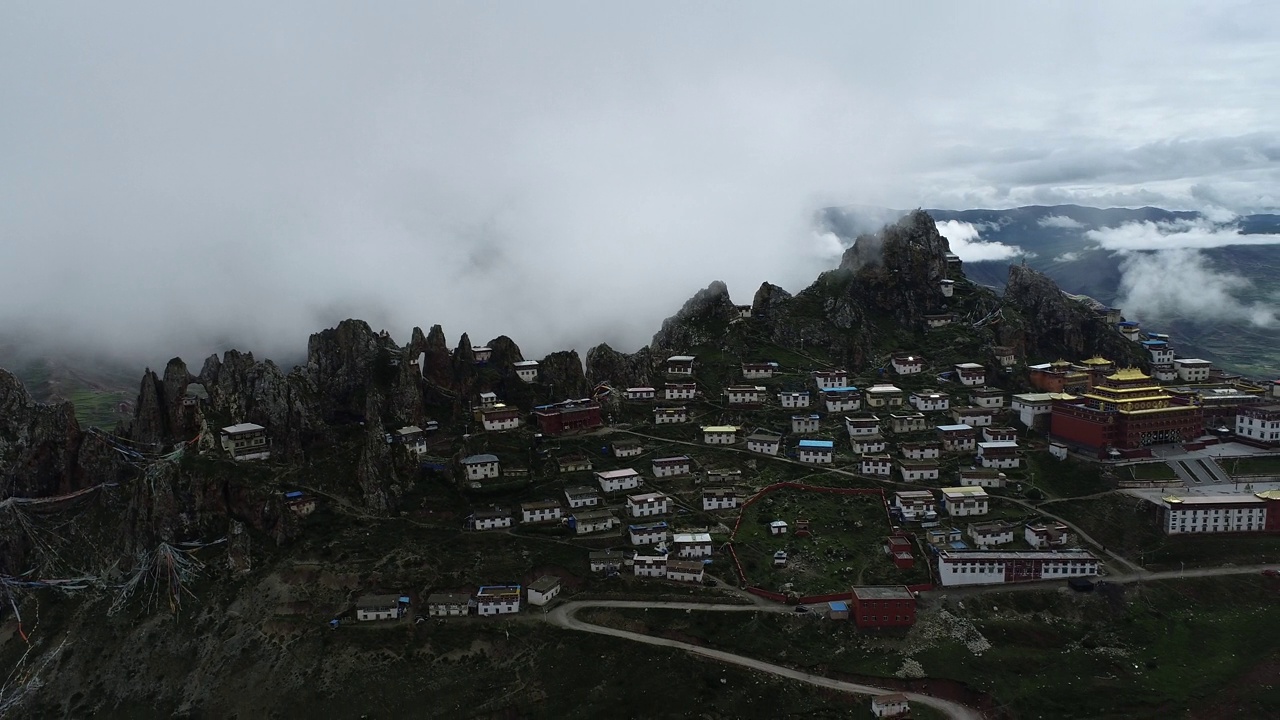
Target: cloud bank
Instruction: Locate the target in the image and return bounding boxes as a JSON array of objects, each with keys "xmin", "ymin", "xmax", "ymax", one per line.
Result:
[
  {"xmin": 1116, "ymin": 249, "xmax": 1278, "ymax": 327},
  {"xmin": 935, "ymin": 221, "xmax": 1026, "ymax": 262},
  {"xmin": 1038, "ymin": 215, "xmax": 1085, "ymax": 229},
  {"xmin": 1086, "ymin": 218, "xmax": 1280, "ymax": 251}
]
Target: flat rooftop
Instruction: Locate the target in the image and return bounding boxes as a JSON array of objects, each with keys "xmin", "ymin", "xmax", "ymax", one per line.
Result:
[{"xmin": 851, "ymin": 586, "xmax": 914, "ymax": 600}]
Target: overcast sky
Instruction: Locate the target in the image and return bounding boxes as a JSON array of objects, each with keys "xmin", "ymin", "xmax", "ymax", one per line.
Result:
[{"xmin": 3, "ymin": 1, "xmax": 1279, "ymax": 367}]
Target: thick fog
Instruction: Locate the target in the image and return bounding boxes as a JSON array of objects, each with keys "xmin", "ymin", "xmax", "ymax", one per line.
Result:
[{"xmin": 3, "ymin": 2, "xmax": 1278, "ymax": 367}]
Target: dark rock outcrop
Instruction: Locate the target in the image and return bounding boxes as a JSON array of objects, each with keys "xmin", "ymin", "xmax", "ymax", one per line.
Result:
[
  {"xmin": 585, "ymin": 343, "xmax": 654, "ymax": 390},
  {"xmin": 650, "ymin": 280, "xmax": 738, "ymax": 352},
  {"xmin": 538, "ymin": 350, "xmax": 592, "ymax": 400},
  {"xmin": 1002, "ymin": 265, "xmax": 1148, "ymax": 365}
]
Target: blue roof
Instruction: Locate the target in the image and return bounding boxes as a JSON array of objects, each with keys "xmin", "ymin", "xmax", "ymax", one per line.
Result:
[
  {"xmin": 829, "ymin": 601, "xmax": 848, "ymax": 611},
  {"xmin": 284, "ymin": 490, "xmax": 304, "ymax": 499},
  {"xmin": 792, "ymin": 414, "xmax": 821, "ymax": 420},
  {"xmin": 825, "ymin": 386, "xmax": 859, "ymax": 393},
  {"xmin": 1141, "ymin": 340, "xmax": 1167, "ymax": 347},
  {"xmin": 948, "ymin": 541, "xmax": 970, "ymax": 550},
  {"xmin": 398, "ymin": 596, "xmax": 411, "ymax": 604},
  {"xmin": 798, "ymin": 440, "xmax": 834, "ymax": 449},
  {"xmin": 1117, "ymin": 321, "xmax": 1140, "ymax": 327}
]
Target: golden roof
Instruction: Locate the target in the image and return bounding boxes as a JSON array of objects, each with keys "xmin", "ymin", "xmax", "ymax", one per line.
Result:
[
  {"xmin": 1106, "ymin": 367, "xmax": 1152, "ymax": 382},
  {"xmin": 1256, "ymin": 490, "xmax": 1280, "ymax": 501},
  {"xmin": 1081, "ymin": 356, "xmax": 1113, "ymax": 366}
]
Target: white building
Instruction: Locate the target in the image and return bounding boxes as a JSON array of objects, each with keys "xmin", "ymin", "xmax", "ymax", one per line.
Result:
[
  {"xmin": 1024, "ymin": 521, "xmax": 1071, "ymax": 548},
  {"xmin": 937, "ymin": 550, "xmax": 1100, "ymax": 587},
  {"xmin": 626, "ymin": 492, "xmax": 671, "ymax": 518},
  {"xmin": 652, "ymin": 456, "xmax": 692, "ymax": 477},
  {"xmin": 356, "ymin": 595, "xmax": 404, "ymax": 622},
  {"xmin": 589, "ymin": 550, "xmax": 625, "ymax": 573},
  {"xmin": 937, "ymin": 424, "xmax": 977, "ymax": 451},
  {"xmin": 426, "ymin": 593, "xmax": 470, "ymax": 617},
  {"xmin": 1174, "ymin": 358, "xmax": 1212, "ymax": 383},
  {"xmin": 822, "ymin": 388, "xmax": 862, "ymax": 413},
  {"xmin": 514, "ymin": 360, "xmax": 539, "ymax": 383},
  {"xmin": 958, "ymin": 469, "xmax": 1006, "ymax": 488},
  {"xmin": 633, "ymin": 554, "xmax": 668, "ymax": 577},
  {"xmin": 742, "ymin": 362, "xmax": 779, "ymax": 379},
  {"xmin": 891, "ymin": 354, "xmax": 924, "ymax": 375},
  {"xmin": 899, "ymin": 441, "xmax": 941, "ymax": 460},
  {"xmin": 871, "ymin": 693, "xmax": 910, "ymax": 718},
  {"xmin": 526, "ymin": 576, "xmax": 561, "ymax": 606},
  {"xmin": 769, "ymin": 520, "xmax": 788, "ymax": 535},
  {"xmin": 897, "ymin": 461, "xmax": 939, "ymax": 482},
  {"xmin": 1162, "ymin": 494, "xmax": 1269, "ymax": 534},
  {"xmin": 954, "ymin": 362, "xmax": 986, "ymax": 387},
  {"xmin": 570, "ymin": 509, "xmax": 618, "ymax": 535},
  {"xmin": 219, "ymin": 423, "xmax": 271, "ymax": 461},
  {"xmin": 625, "ymin": 387, "xmax": 656, "ymax": 401},
  {"xmin": 521, "ymin": 500, "xmax": 562, "ymax": 524},
  {"xmin": 924, "ymin": 313, "xmax": 954, "ymax": 328},
  {"xmin": 940, "ymin": 486, "xmax": 990, "ymax": 517},
  {"xmin": 726, "ymin": 385, "xmax": 767, "ymax": 406},
  {"xmin": 476, "ymin": 585, "xmax": 521, "ymax": 615},
  {"xmin": 910, "ymin": 391, "xmax": 950, "ymax": 412},
  {"xmin": 967, "ymin": 522, "xmax": 1015, "ymax": 548},
  {"xmin": 702, "ymin": 488, "xmax": 741, "ymax": 511},
  {"xmin": 481, "ymin": 407, "xmax": 521, "ymax": 431},
  {"xmin": 665, "ymin": 559, "xmax": 705, "ymax": 583},
  {"xmin": 596, "ymin": 468, "xmax": 642, "ymax": 493},
  {"xmin": 746, "ymin": 431, "xmax": 783, "ymax": 455},
  {"xmin": 564, "ymin": 486, "xmax": 602, "ymax": 509},
  {"xmin": 982, "ymin": 426, "xmax": 1018, "ymax": 443},
  {"xmin": 673, "ymin": 532, "xmax": 714, "ymax": 558},
  {"xmin": 889, "ymin": 413, "xmax": 928, "ymax": 433},
  {"xmin": 861, "ymin": 455, "xmax": 893, "ymax": 476},
  {"xmin": 629, "ymin": 522, "xmax": 670, "ymax": 546},
  {"xmin": 702, "ymin": 426, "xmax": 738, "ymax": 445},
  {"xmin": 939, "ymin": 279, "xmax": 955, "ymax": 297},
  {"xmin": 778, "ymin": 391, "xmax": 811, "ymax": 409},
  {"xmin": 951, "ymin": 406, "xmax": 995, "ymax": 427},
  {"xmin": 478, "ymin": 391, "xmax": 498, "ymax": 408},
  {"xmin": 462, "ymin": 454, "xmax": 501, "ymax": 481},
  {"xmin": 976, "ymin": 441, "xmax": 1020, "ymax": 469},
  {"xmin": 791, "ymin": 414, "xmax": 821, "ymax": 433},
  {"xmin": 654, "ymin": 406, "xmax": 688, "ymax": 424},
  {"xmin": 664, "ymin": 383, "xmax": 697, "ymax": 400},
  {"xmin": 796, "ymin": 440, "xmax": 835, "ymax": 464},
  {"xmin": 394, "ymin": 426, "xmax": 429, "ymax": 455},
  {"xmin": 969, "ymin": 387, "xmax": 1006, "ymax": 409},
  {"xmin": 1012, "ymin": 393, "xmax": 1066, "ymax": 429},
  {"xmin": 472, "ymin": 346, "xmax": 493, "ymax": 363},
  {"xmin": 1236, "ymin": 405, "xmax": 1280, "ymax": 446},
  {"xmin": 813, "ymin": 370, "xmax": 848, "ymax": 390},
  {"xmin": 467, "ymin": 508, "xmax": 512, "ymax": 531},
  {"xmin": 851, "ymin": 435, "xmax": 888, "ymax": 454},
  {"xmin": 845, "ymin": 414, "xmax": 881, "ymax": 437},
  {"xmin": 864, "ymin": 384, "xmax": 904, "ymax": 408},
  {"xmin": 893, "ymin": 490, "xmax": 937, "ymax": 521},
  {"xmin": 613, "ymin": 440, "xmax": 644, "ymax": 458},
  {"xmin": 1144, "ymin": 341, "xmax": 1175, "ymax": 365},
  {"xmin": 666, "ymin": 355, "xmax": 696, "ymax": 375}
]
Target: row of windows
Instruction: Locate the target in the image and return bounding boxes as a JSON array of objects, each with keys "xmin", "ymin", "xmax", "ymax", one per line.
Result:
[{"xmin": 862, "ymin": 616, "xmax": 909, "ymax": 623}]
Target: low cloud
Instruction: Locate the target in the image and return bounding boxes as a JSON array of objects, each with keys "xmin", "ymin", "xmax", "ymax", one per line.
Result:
[
  {"xmin": 1116, "ymin": 249, "xmax": 1278, "ymax": 327},
  {"xmin": 1053, "ymin": 252, "xmax": 1081, "ymax": 262},
  {"xmin": 1086, "ymin": 218, "xmax": 1280, "ymax": 251},
  {"xmin": 1038, "ymin": 215, "xmax": 1084, "ymax": 229},
  {"xmin": 934, "ymin": 220, "xmax": 1025, "ymax": 262}
]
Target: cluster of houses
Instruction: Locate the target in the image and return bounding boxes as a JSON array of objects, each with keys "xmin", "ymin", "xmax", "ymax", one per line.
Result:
[{"xmin": 354, "ymin": 576, "xmax": 565, "ymax": 622}]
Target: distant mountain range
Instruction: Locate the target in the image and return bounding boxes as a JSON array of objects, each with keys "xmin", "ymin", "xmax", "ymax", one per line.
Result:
[{"xmin": 822, "ymin": 204, "xmax": 1280, "ymax": 379}]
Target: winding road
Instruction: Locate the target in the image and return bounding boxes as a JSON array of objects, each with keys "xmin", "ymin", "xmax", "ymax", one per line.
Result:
[{"xmin": 544, "ymin": 600, "xmax": 985, "ymax": 720}]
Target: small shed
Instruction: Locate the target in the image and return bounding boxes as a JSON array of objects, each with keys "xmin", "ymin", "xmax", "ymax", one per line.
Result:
[
  {"xmin": 769, "ymin": 520, "xmax": 789, "ymax": 535},
  {"xmin": 773, "ymin": 550, "xmax": 788, "ymax": 567},
  {"xmin": 827, "ymin": 601, "xmax": 849, "ymax": 621}
]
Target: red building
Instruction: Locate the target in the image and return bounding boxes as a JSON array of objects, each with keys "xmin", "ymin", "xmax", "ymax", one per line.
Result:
[
  {"xmin": 883, "ymin": 536, "xmax": 915, "ymax": 569},
  {"xmin": 1051, "ymin": 368, "xmax": 1203, "ymax": 453},
  {"xmin": 534, "ymin": 400, "xmax": 604, "ymax": 436},
  {"xmin": 850, "ymin": 586, "xmax": 917, "ymax": 629}
]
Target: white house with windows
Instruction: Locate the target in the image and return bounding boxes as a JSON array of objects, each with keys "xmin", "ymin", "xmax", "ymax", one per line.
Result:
[
  {"xmin": 564, "ymin": 486, "xmax": 602, "ymax": 509},
  {"xmin": 673, "ymin": 532, "xmax": 714, "ymax": 558},
  {"xmin": 797, "ymin": 439, "xmax": 835, "ymax": 464},
  {"xmin": 626, "ymin": 492, "xmax": 671, "ymax": 518},
  {"xmin": 467, "ymin": 507, "xmax": 512, "ymax": 531},
  {"xmin": 742, "ymin": 362, "xmax": 779, "ymax": 379},
  {"xmin": 889, "ymin": 413, "xmax": 928, "ymax": 433},
  {"xmin": 664, "ymin": 383, "xmax": 697, "ymax": 400},
  {"xmin": 871, "ymin": 693, "xmax": 911, "ymax": 718},
  {"xmin": 652, "ymin": 456, "xmax": 692, "ymax": 478},
  {"xmin": 937, "ymin": 550, "xmax": 1099, "ymax": 587},
  {"xmin": 1174, "ymin": 358, "xmax": 1212, "ymax": 382},
  {"xmin": 959, "ymin": 469, "xmax": 1007, "ymax": 488},
  {"xmin": 596, "ymin": 468, "xmax": 642, "ymax": 493},
  {"xmin": 665, "ymin": 559, "xmax": 705, "ymax": 584},
  {"xmin": 778, "ymin": 391, "xmax": 811, "ymax": 408},
  {"xmin": 791, "ymin": 414, "xmax": 821, "ymax": 433},
  {"xmin": 845, "ymin": 414, "xmax": 881, "ymax": 437},
  {"xmin": 1024, "ymin": 521, "xmax": 1071, "ymax": 548},
  {"xmin": 481, "ymin": 407, "xmax": 521, "ymax": 431},
  {"xmin": 628, "ymin": 522, "xmax": 670, "ymax": 545},
  {"xmin": 476, "ymin": 585, "xmax": 521, "ymax": 615},
  {"xmin": 899, "ymin": 441, "xmax": 941, "ymax": 460},
  {"xmin": 589, "ymin": 550, "xmax": 625, "ymax": 573},
  {"xmin": 977, "ymin": 441, "xmax": 1020, "ymax": 469},
  {"xmin": 937, "ymin": 424, "xmax": 977, "ymax": 452},
  {"xmin": 633, "ymin": 554, "xmax": 668, "ymax": 577},
  {"xmin": 746, "ymin": 430, "xmax": 783, "ymax": 455},
  {"xmin": 969, "ymin": 387, "xmax": 1006, "ymax": 409},
  {"xmin": 514, "ymin": 360, "xmax": 539, "ymax": 382},
  {"xmin": 851, "ymin": 435, "xmax": 888, "ymax": 454},
  {"xmin": 666, "ymin": 355, "xmax": 696, "ymax": 375},
  {"xmin": 865, "ymin": 384, "xmax": 904, "ymax": 408},
  {"xmin": 220, "ymin": 423, "xmax": 271, "ymax": 461},
  {"xmin": 654, "ymin": 406, "xmax": 688, "ymax": 424},
  {"xmin": 394, "ymin": 426, "xmax": 429, "ymax": 455},
  {"xmin": 478, "ymin": 391, "xmax": 498, "ymax": 408},
  {"xmin": 702, "ymin": 487, "xmax": 741, "ymax": 511},
  {"xmin": 356, "ymin": 595, "xmax": 405, "ymax": 622},
  {"xmin": 813, "ymin": 370, "xmax": 848, "ymax": 390},
  {"xmin": 462, "ymin": 454, "xmax": 501, "ymax": 481},
  {"xmin": 569, "ymin": 509, "xmax": 618, "ymax": 535},
  {"xmin": 982, "ymin": 426, "xmax": 1019, "ymax": 443},
  {"xmin": 426, "ymin": 593, "xmax": 471, "ymax": 617},
  {"xmin": 891, "ymin": 354, "xmax": 924, "ymax": 375},
  {"xmin": 967, "ymin": 522, "xmax": 1015, "ymax": 548},
  {"xmin": 940, "ymin": 486, "xmax": 990, "ymax": 517},
  {"xmin": 893, "ymin": 490, "xmax": 937, "ymax": 521},
  {"xmin": 726, "ymin": 385, "xmax": 767, "ymax": 406},
  {"xmin": 625, "ymin": 387, "xmax": 656, "ymax": 401},
  {"xmin": 613, "ymin": 440, "xmax": 644, "ymax": 458},
  {"xmin": 521, "ymin": 500, "xmax": 562, "ymax": 524},
  {"xmin": 822, "ymin": 387, "xmax": 861, "ymax": 413},
  {"xmin": 702, "ymin": 426, "xmax": 738, "ymax": 445},
  {"xmin": 910, "ymin": 391, "xmax": 950, "ymax": 412},
  {"xmin": 955, "ymin": 362, "xmax": 986, "ymax": 387},
  {"xmin": 1236, "ymin": 405, "xmax": 1280, "ymax": 446},
  {"xmin": 861, "ymin": 455, "xmax": 893, "ymax": 476},
  {"xmin": 897, "ymin": 460, "xmax": 939, "ymax": 482},
  {"xmin": 951, "ymin": 406, "xmax": 995, "ymax": 427},
  {"xmin": 1161, "ymin": 494, "xmax": 1269, "ymax": 534},
  {"xmin": 526, "ymin": 576, "xmax": 561, "ymax": 606}
]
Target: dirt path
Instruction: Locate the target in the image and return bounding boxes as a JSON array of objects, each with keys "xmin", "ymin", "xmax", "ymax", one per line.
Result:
[{"xmin": 545, "ymin": 600, "xmax": 986, "ymax": 720}]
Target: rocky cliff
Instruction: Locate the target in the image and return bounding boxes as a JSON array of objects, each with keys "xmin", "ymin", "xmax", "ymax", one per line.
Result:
[{"xmin": 1001, "ymin": 265, "xmax": 1148, "ymax": 365}]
